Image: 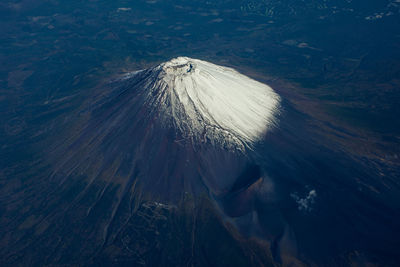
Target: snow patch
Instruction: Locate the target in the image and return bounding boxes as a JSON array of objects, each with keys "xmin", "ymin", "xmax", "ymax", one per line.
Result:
[{"xmin": 134, "ymin": 57, "xmax": 281, "ymax": 151}]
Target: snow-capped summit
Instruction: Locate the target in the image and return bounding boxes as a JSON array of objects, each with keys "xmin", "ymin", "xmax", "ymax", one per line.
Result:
[{"xmin": 137, "ymin": 57, "xmax": 281, "ymax": 151}]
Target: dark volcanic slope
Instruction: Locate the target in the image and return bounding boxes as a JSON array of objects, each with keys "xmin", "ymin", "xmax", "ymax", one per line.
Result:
[
  {"xmin": 0, "ymin": 58, "xmax": 279, "ymax": 266},
  {"xmin": 0, "ymin": 58, "xmax": 399, "ymax": 267}
]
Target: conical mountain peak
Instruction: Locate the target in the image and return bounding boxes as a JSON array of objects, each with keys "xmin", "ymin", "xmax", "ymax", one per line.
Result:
[{"xmin": 140, "ymin": 57, "xmax": 281, "ymax": 151}]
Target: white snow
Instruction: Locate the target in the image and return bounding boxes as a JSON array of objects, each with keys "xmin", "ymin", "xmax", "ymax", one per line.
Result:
[{"xmin": 138, "ymin": 57, "xmax": 281, "ymax": 151}]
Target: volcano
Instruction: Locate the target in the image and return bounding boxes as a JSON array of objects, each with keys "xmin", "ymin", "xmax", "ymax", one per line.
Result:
[
  {"xmin": 47, "ymin": 57, "xmax": 281, "ymax": 201},
  {"xmin": 1, "ymin": 57, "xmax": 399, "ymax": 266}
]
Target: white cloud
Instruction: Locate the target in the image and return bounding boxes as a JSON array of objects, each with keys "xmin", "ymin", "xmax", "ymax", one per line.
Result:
[{"xmin": 291, "ymin": 189, "xmax": 317, "ymax": 212}]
